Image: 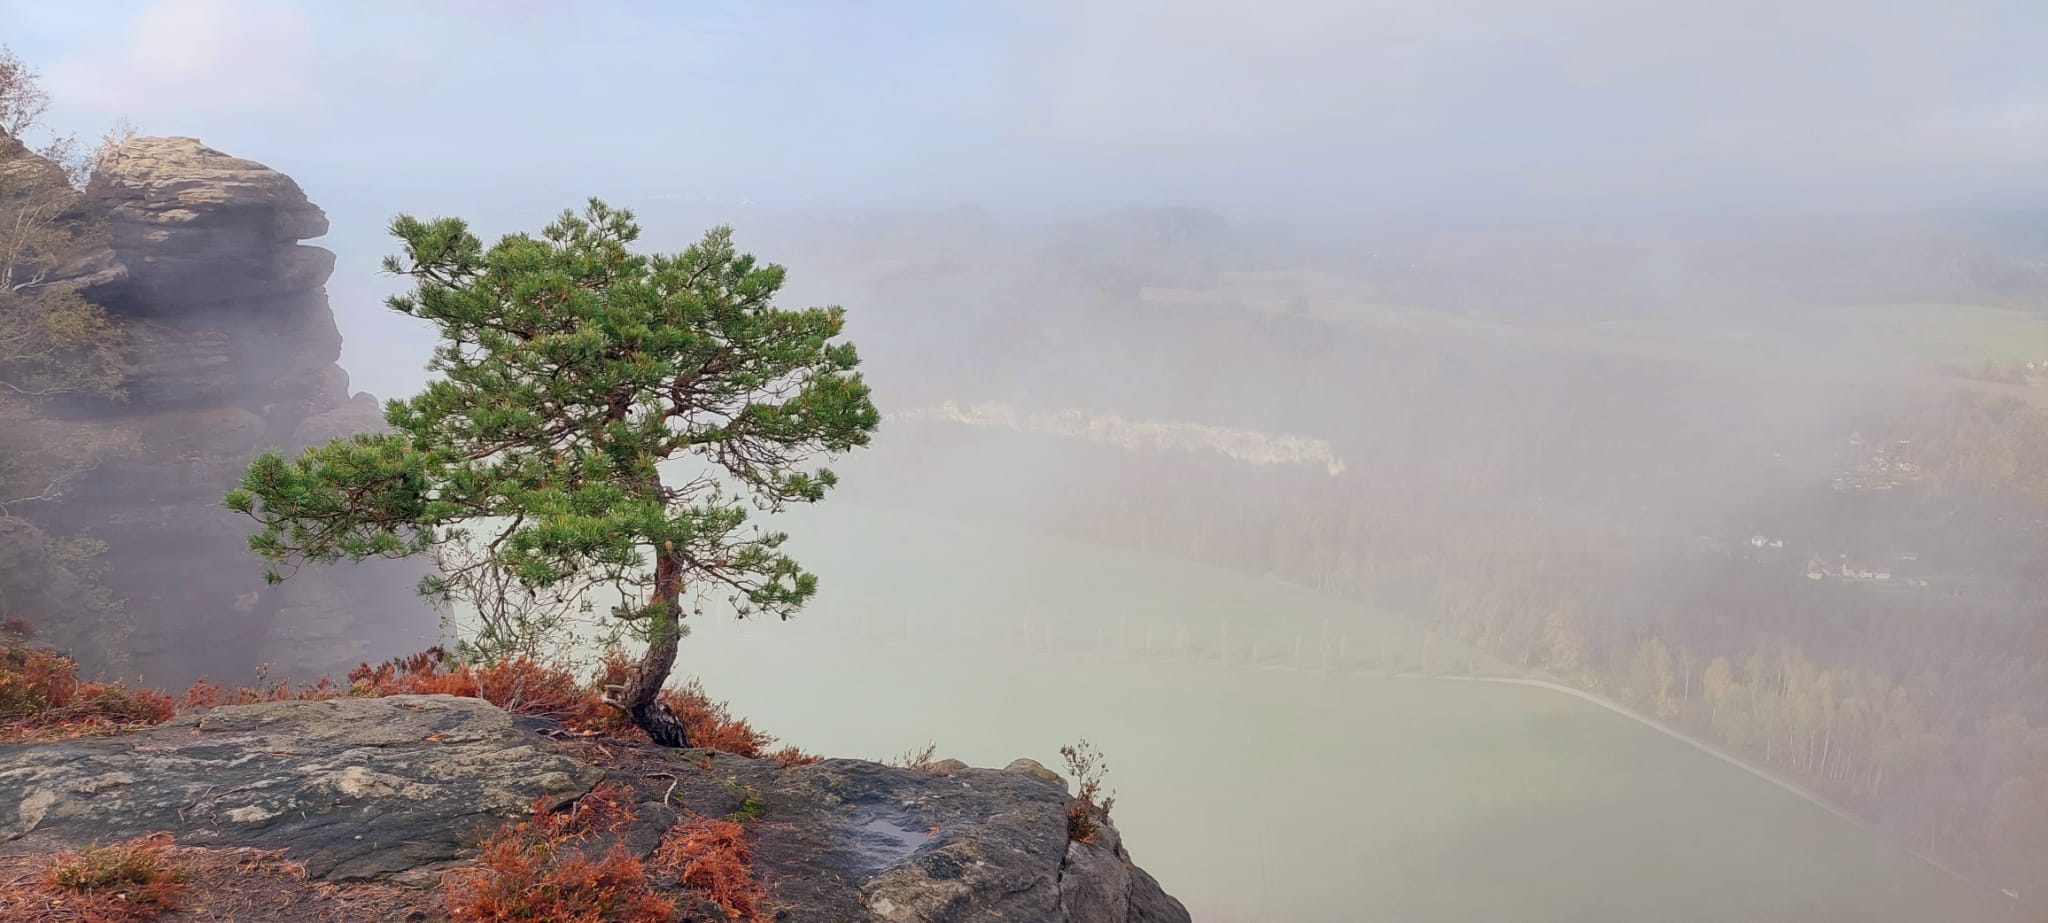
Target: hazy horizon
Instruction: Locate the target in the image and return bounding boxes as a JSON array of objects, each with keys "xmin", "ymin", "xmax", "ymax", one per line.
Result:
[
  {"xmin": 5, "ymin": 3, "xmax": 2048, "ymax": 920},
  {"xmin": 6, "ymin": 0, "xmax": 2045, "ymax": 400},
  {"xmin": 10, "ymin": 0, "xmax": 2047, "ymax": 216}
]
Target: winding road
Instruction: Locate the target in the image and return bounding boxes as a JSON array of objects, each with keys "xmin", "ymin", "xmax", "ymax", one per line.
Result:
[{"xmin": 1385, "ymin": 669, "xmax": 1991, "ymax": 893}]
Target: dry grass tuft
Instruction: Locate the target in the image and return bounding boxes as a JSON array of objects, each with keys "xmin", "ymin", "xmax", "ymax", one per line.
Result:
[
  {"xmin": 0, "ymin": 840, "xmax": 430, "ymax": 922},
  {"xmin": 652, "ymin": 817, "xmax": 769, "ymax": 922},
  {"xmin": 0, "ymin": 641, "xmax": 176, "ymax": 743},
  {"xmin": 770, "ymin": 746, "xmax": 823, "ymax": 768},
  {"xmin": 440, "ymin": 797, "xmax": 676, "ymax": 923},
  {"xmin": 0, "ymin": 833, "xmax": 192, "ymax": 922},
  {"xmin": 886, "ymin": 740, "xmax": 941, "ymax": 771},
  {"xmin": 349, "ymin": 648, "xmax": 622, "ymax": 732}
]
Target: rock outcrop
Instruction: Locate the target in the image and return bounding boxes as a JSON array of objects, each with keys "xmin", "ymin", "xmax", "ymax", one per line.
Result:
[
  {"xmin": 7, "ymin": 136, "xmax": 434, "ymax": 684},
  {"xmin": 0, "ymin": 696, "xmax": 1191, "ymax": 922},
  {"xmin": 0, "ymin": 695, "xmax": 600, "ymax": 881}
]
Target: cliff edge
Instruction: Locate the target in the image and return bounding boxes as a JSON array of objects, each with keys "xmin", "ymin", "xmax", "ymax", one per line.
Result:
[{"xmin": 0, "ymin": 695, "xmax": 1191, "ymax": 923}]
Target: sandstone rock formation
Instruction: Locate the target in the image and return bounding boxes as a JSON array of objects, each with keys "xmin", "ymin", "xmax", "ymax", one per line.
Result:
[
  {"xmin": 11, "ymin": 136, "xmax": 434, "ymax": 684},
  {"xmin": 0, "ymin": 695, "xmax": 1192, "ymax": 922}
]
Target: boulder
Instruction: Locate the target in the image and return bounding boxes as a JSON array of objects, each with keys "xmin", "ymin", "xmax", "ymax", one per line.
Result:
[
  {"xmin": 89, "ymin": 136, "xmax": 327, "ymax": 236},
  {"xmin": 1005, "ymin": 756, "xmax": 1067, "ymax": 785},
  {"xmin": 86, "ymin": 136, "xmax": 330, "ymax": 308}
]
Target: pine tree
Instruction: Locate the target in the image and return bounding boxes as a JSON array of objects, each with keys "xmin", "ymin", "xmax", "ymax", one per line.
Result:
[{"xmin": 226, "ymin": 200, "xmax": 880, "ymax": 745}]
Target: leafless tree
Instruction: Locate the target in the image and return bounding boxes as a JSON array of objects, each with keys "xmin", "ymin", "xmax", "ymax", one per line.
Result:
[{"xmin": 0, "ymin": 47, "xmax": 52, "ymax": 140}]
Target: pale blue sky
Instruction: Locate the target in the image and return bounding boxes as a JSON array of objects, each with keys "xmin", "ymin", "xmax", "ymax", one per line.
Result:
[
  {"xmin": 11, "ymin": 0, "xmax": 2048, "ymax": 218},
  {"xmin": 6, "ymin": 0, "xmax": 2047, "ymax": 393}
]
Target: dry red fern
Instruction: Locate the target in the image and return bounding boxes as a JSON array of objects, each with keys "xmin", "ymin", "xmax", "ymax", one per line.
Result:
[
  {"xmin": 652, "ymin": 817, "xmax": 769, "ymax": 922},
  {"xmin": 441, "ymin": 798, "xmax": 675, "ymax": 923}
]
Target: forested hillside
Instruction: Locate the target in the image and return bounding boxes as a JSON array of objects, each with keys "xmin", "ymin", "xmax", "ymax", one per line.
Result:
[{"xmin": 808, "ymin": 208, "xmax": 2048, "ymax": 898}]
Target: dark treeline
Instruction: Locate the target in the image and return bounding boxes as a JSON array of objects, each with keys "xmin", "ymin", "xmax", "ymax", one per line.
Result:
[{"xmin": 855, "ymin": 387, "xmax": 2048, "ymax": 897}]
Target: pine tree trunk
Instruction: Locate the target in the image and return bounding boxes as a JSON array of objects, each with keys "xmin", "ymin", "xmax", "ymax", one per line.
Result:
[{"xmin": 610, "ymin": 547, "xmax": 690, "ymax": 747}]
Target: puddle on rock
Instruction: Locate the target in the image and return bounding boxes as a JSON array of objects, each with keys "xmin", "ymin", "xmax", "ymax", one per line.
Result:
[{"xmin": 845, "ymin": 805, "xmax": 930, "ymax": 872}]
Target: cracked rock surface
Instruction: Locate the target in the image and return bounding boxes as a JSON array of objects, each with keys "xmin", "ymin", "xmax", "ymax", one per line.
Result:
[
  {"xmin": 0, "ymin": 695, "xmax": 1190, "ymax": 921},
  {"xmin": 0, "ymin": 695, "xmax": 599, "ymax": 880}
]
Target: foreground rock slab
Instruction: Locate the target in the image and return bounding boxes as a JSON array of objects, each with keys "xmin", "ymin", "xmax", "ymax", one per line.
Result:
[
  {"xmin": 0, "ymin": 695, "xmax": 1190, "ymax": 922},
  {"xmin": 0, "ymin": 695, "xmax": 601, "ymax": 880}
]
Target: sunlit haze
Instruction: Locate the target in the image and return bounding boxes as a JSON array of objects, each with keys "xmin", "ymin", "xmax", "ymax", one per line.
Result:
[{"xmin": 2, "ymin": 2, "xmax": 2046, "ymax": 921}]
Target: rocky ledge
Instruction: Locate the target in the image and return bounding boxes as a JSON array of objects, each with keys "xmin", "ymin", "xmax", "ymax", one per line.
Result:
[{"xmin": 0, "ymin": 695, "xmax": 1189, "ymax": 923}]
